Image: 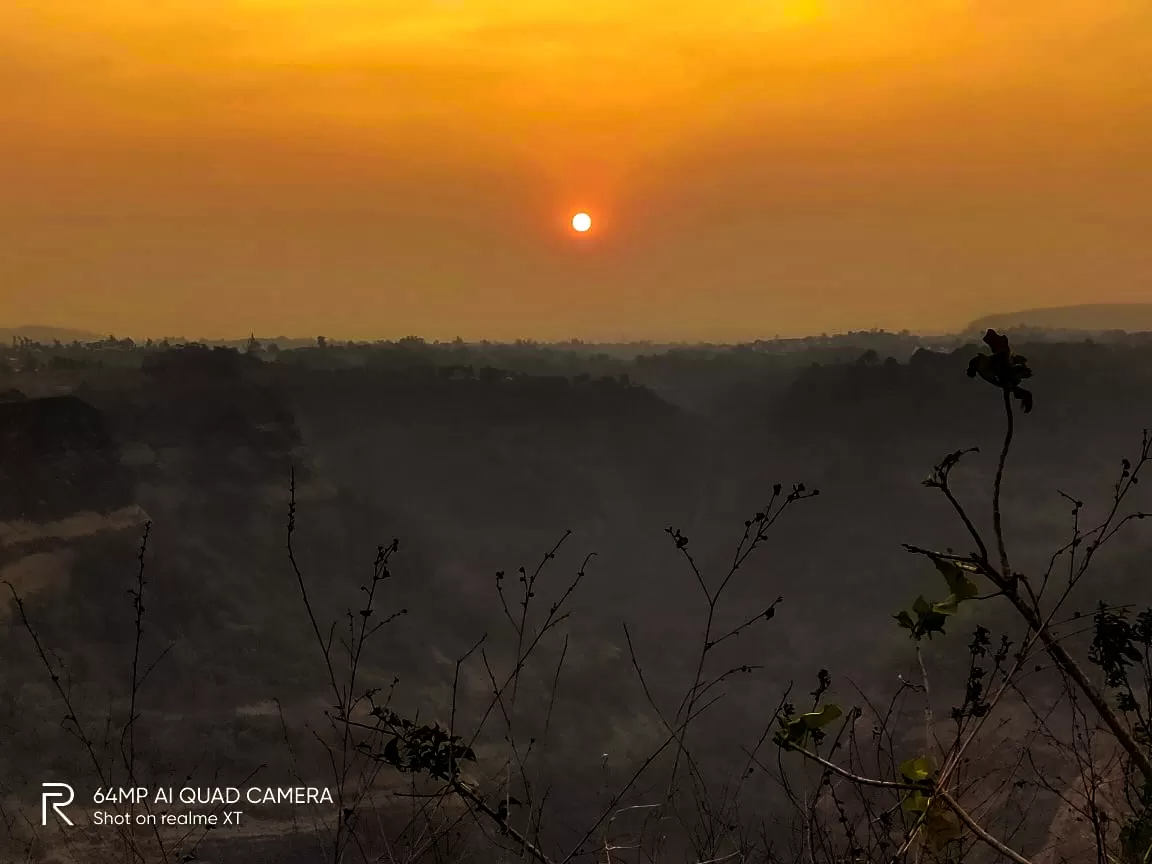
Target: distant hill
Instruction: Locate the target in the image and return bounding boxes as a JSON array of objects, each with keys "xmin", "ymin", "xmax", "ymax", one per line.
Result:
[
  {"xmin": 967, "ymin": 304, "xmax": 1152, "ymax": 335},
  {"xmin": 0, "ymin": 325, "xmax": 102, "ymax": 344}
]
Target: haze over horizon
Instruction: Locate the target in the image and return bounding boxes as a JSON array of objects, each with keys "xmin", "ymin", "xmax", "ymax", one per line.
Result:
[
  {"xmin": 10, "ymin": 302, "xmax": 1152, "ymax": 349},
  {"xmin": 3, "ymin": 1, "xmax": 1150, "ymax": 341}
]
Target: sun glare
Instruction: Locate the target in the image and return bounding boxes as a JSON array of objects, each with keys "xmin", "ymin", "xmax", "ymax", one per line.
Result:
[{"xmin": 572, "ymin": 212, "xmax": 592, "ymax": 233}]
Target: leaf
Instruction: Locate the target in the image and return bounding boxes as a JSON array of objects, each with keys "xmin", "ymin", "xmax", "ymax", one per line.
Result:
[
  {"xmin": 1015, "ymin": 387, "xmax": 1034, "ymax": 413},
  {"xmin": 900, "ymin": 756, "xmax": 948, "ymax": 843},
  {"xmin": 983, "ymin": 328, "xmax": 1010, "ymax": 356},
  {"xmin": 932, "ymin": 596, "xmax": 960, "ymax": 616},
  {"xmin": 774, "ymin": 703, "xmax": 844, "ymax": 748},
  {"xmin": 383, "ymin": 737, "xmax": 402, "ymax": 768},
  {"xmin": 899, "ymin": 756, "xmax": 936, "ymax": 784},
  {"xmin": 919, "ymin": 610, "xmax": 949, "ymax": 638},
  {"xmin": 897, "ymin": 559, "xmax": 982, "ymax": 639},
  {"xmin": 801, "ymin": 704, "xmax": 843, "ymax": 730},
  {"xmin": 896, "ymin": 598, "xmax": 949, "ymax": 640},
  {"xmin": 902, "ymin": 790, "xmax": 931, "ymax": 816},
  {"xmin": 923, "ymin": 802, "xmax": 963, "ymax": 850},
  {"xmin": 933, "ymin": 559, "xmax": 979, "ymax": 602}
]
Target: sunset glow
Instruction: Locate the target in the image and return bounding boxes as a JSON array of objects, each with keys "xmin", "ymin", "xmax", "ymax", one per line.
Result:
[{"xmin": 1, "ymin": 1, "xmax": 1150, "ymax": 340}]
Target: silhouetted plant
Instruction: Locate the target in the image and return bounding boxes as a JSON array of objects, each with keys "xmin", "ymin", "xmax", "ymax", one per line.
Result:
[
  {"xmin": 774, "ymin": 328, "xmax": 1152, "ymax": 863},
  {"xmin": 3, "ymin": 522, "xmax": 247, "ymax": 863},
  {"xmin": 966, "ymin": 328, "xmax": 1034, "ymax": 414}
]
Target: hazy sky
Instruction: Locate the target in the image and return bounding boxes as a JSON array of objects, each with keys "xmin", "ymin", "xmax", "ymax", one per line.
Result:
[{"xmin": 2, "ymin": 1, "xmax": 1150, "ymax": 341}]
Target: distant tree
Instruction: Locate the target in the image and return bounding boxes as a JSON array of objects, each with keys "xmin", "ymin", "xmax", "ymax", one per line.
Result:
[
  {"xmin": 317, "ymin": 335, "xmax": 328, "ymax": 349},
  {"xmin": 910, "ymin": 347, "xmax": 947, "ymax": 369},
  {"xmin": 141, "ymin": 344, "xmax": 256, "ymax": 381}
]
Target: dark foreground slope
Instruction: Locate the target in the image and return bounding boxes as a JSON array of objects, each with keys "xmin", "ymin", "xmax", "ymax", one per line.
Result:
[{"xmin": 2, "ymin": 338, "xmax": 1151, "ymax": 861}]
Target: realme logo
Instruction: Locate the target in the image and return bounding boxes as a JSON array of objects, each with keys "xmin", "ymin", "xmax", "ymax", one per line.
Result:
[{"xmin": 41, "ymin": 783, "xmax": 75, "ymax": 826}]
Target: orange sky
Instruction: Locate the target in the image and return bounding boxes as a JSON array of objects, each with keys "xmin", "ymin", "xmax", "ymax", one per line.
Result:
[{"xmin": 2, "ymin": 0, "xmax": 1150, "ymax": 341}]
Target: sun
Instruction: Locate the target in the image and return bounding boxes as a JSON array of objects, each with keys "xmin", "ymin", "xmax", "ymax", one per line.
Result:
[{"xmin": 571, "ymin": 212, "xmax": 592, "ymax": 233}]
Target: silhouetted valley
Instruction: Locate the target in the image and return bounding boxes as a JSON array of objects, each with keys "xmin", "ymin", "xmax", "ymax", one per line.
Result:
[{"xmin": 4, "ymin": 331, "xmax": 1152, "ymax": 862}]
